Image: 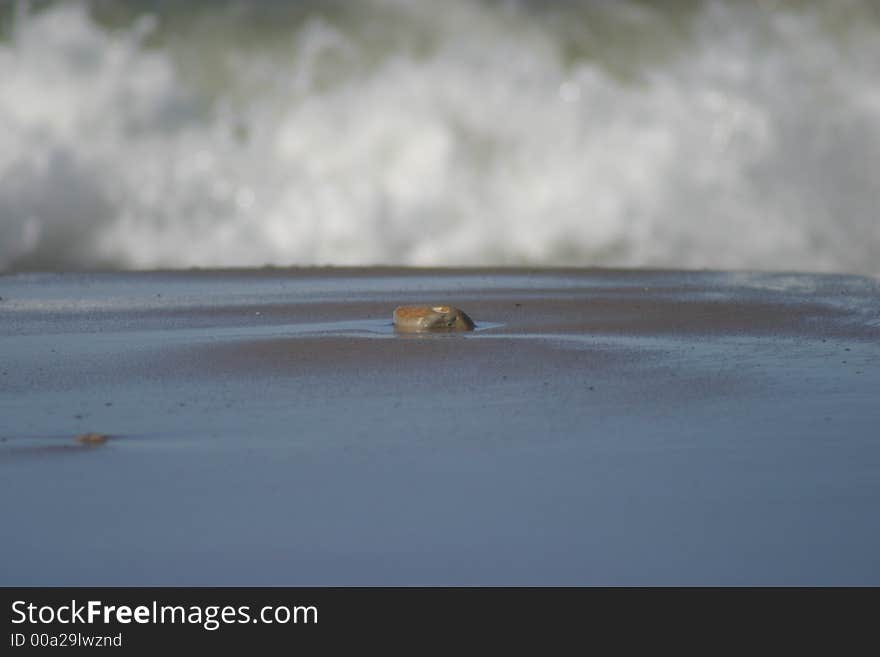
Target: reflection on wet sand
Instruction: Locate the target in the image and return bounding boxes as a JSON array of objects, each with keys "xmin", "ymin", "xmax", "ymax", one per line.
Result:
[{"xmin": 0, "ymin": 433, "xmax": 115, "ymax": 457}]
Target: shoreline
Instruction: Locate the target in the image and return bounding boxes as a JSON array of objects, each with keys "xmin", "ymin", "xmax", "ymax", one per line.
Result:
[{"xmin": 1, "ymin": 268, "xmax": 879, "ymax": 585}]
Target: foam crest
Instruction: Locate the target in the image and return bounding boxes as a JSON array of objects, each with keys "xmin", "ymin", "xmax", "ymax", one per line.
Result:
[{"xmin": 1, "ymin": 1, "xmax": 879, "ymax": 273}]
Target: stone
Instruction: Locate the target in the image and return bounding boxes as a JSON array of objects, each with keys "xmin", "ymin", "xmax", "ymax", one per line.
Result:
[{"xmin": 393, "ymin": 305, "xmax": 475, "ymax": 332}]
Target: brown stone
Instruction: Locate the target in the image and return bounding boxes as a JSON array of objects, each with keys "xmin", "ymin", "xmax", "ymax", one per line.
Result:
[{"xmin": 393, "ymin": 305, "xmax": 475, "ymax": 332}]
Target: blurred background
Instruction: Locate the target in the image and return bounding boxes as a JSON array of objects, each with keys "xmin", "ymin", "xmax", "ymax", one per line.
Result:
[{"xmin": 1, "ymin": 0, "xmax": 879, "ymax": 273}]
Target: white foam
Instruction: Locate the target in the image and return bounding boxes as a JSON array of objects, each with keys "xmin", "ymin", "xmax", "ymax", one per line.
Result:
[{"xmin": 1, "ymin": 1, "xmax": 879, "ymax": 273}]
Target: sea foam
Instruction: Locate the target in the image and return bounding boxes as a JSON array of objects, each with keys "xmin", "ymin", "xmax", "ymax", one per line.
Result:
[{"xmin": 1, "ymin": 0, "xmax": 879, "ymax": 273}]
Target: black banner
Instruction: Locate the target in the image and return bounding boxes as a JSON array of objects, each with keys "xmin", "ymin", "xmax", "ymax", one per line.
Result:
[{"xmin": 0, "ymin": 588, "xmax": 873, "ymax": 650}]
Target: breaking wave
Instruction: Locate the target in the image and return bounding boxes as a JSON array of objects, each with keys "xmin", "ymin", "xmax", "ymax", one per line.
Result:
[{"xmin": 1, "ymin": 0, "xmax": 879, "ymax": 272}]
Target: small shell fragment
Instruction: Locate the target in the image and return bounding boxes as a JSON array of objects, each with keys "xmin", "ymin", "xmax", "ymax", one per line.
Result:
[
  {"xmin": 393, "ymin": 305, "xmax": 475, "ymax": 332},
  {"xmin": 75, "ymin": 432, "xmax": 110, "ymax": 446}
]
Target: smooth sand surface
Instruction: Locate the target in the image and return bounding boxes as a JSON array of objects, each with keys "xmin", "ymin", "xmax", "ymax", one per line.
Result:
[{"xmin": 1, "ymin": 268, "xmax": 879, "ymax": 585}]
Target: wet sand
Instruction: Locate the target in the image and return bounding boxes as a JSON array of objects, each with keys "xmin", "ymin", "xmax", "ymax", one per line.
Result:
[{"xmin": 1, "ymin": 268, "xmax": 879, "ymax": 585}]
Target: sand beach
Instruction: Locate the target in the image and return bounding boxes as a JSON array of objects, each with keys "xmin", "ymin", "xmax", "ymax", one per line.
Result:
[{"xmin": 1, "ymin": 267, "xmax": 878, "ymax": 585}]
